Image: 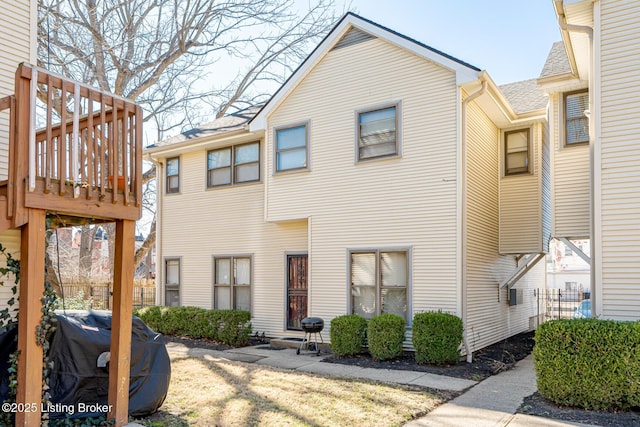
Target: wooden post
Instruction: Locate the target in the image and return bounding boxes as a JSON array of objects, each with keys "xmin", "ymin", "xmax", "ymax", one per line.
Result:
[
  {"xmin": 15, "ymin": 208, "xmax": 46, "ymax": 426},
  {"xmin": 108, "ymin": 219, "xmax": 135, "ymax": 426}
]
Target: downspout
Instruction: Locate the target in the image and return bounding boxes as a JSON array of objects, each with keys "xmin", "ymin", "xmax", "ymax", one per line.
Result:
[
  {"xmin": 146, "ymin": 153, "xmax": 163, "ymax": 306},
  {"xmin": 557, "ymin": 11, "xmax": 597, "ymax": 316},
  {"xmin": 460, "ymin": 77, "xmax": 487, "ymax": 363}
]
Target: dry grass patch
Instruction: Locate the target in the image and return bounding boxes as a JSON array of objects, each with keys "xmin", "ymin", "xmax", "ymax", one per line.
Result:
[{"xmin": 136, "ymin": 353, "xmax": 446, "ymax": 427}]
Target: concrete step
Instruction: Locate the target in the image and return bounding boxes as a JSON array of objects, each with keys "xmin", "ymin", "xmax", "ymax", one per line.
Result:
[{"xmin": 270, "ymin": 336, "xmax": 331, "ymax": 353}]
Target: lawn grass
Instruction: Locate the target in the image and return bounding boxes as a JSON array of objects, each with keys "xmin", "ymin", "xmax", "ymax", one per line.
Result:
[{"xmin": 134, "ymin": 353, "xmax": 446, "ymax": 427}]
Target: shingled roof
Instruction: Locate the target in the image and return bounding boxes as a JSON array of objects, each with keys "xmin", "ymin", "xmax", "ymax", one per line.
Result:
[
  {"xmin": 539, "ymin": 41, "xmax": 572, "ymax": 79},
  {"xmin": 148, "ymin": 105, "xmax": 260, "ymax": 149},
  {"xmin": 499, "ymin": 78, "xmax": 548, "ymax": 114}
]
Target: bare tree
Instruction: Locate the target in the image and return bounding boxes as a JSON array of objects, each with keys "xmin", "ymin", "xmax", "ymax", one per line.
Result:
[{"xmin": 38, "ymin": 0, "xmax": 341, "ymax": 275}]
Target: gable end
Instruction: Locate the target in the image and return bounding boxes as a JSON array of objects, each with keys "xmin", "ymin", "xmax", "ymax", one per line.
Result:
[{"xmin": 331, "ymin": 26, "xmax": 376, "ymax": 51}]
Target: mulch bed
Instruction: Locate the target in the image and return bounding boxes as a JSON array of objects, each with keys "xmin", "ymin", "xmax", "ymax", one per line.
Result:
[
  {"xmin": 517, "ymin": 392, "xmax": 640, "ymax": 427},
  {"xmin": 321, "ymin": 330, "xmax": 535, "ymax": 381}
]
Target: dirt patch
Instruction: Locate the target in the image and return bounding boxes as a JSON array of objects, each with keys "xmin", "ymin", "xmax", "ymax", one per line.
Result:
[
  {"xmin": 321, "ymin": 331, "xmax": 535, "ymax": 381},
  {"xmin": 163, "ymin": 334, "xmax": 269, "ymax": 351},
  {"xmin": 518, "ymin": 392, "xmax": 640, "ymax": 427}
]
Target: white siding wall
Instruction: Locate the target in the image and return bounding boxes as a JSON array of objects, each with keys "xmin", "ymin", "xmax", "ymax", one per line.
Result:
[
  {"xmin": 0, "ymin": 0, "xmax": 34, "ymax": 180},
  {"xmin": 265, "ymin": 37, "xmax": 460, "ymax": 326},
  {"xmin": 0, "ymin": 229, "xmax": 20, "ymax": 314},
  {"xmin": 465, "ymin": 100, "xmax": 541, "ymax": 352},
  {"xmin": 551, "ymin": 92, "xmax": 590, "ymax": 238},
  {"xmin": 499, "ymin": 122, "xmax": 546, "ymax": 254},
  {"xmin": 161, "ymin": 145, "xmax": 308, "ymax": 335},
  {"xmin": 598, "ymin": 0, "xmax": 640, "ymax": 320}
]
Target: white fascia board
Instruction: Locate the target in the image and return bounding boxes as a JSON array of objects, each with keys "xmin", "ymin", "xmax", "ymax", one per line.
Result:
[
  {"xmin": 145, "ymin": 129, "xmax": 261, "ymax": 158},
  {"xmin": 250, "ymin": 14, "xmax": 481, "ymax": 131}
]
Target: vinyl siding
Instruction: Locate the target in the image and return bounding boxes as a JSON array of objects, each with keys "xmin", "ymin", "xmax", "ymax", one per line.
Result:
[
  {"xmin": 499, "ymin": 122, "xmax": 546, "ymax": 254},
  {"xmin": 551, "ymin": 92, "xmax": 590, "ymax": 238},
  {"xmin": 465, "ymin": 100, "xmax": 540, "ymax": 352},
  {"xmin": 161, "ymin": 146, "xmax": 308, "ymax": 335},
  {"xmin": 0, "ymin": 229, "xmax": 20, "ymax": 313},
  {"xmin": 598, "ymin": 0, "xmax": 640, "ymax": 320},
  {"xmin": 541, "ymin": 121, "xmax": 552, "ymax": 253},
  {"xmin": 0, "ymin": 0, "xmax": 34, "ymax": 180},
  {"xmin": 266, "ymin": 37, "xmax": 460, "ymax": 327}
]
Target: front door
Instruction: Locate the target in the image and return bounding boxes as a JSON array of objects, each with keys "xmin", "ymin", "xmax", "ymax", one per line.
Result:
[{"xmin": 287, "ymin": 255, "xmax": 308, "ymax": 330}]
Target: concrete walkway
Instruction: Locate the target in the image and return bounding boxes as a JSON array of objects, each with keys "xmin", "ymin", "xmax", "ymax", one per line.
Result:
[{"xmin": 165, "ymin": 342, "xmax": 598, "ymax": 427}]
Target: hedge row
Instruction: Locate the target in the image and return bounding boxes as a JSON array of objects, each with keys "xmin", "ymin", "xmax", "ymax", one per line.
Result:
[
  {"xmin": 134, "ymin": 306, "xmax": 251, "ymax": 346},
  {"xmin": 330, "ymin": 311, "xmax": 463, "ymax": 365},
  {"xmin": 534, "ymin": 318, "xmax": 640, "ymax": 410}
]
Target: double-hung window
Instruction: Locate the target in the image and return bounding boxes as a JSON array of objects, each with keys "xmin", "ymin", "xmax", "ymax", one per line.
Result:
[
  {"xmin": 357, "ymin": 105, "xmax": 399, "ymax": 161},
  {"xmin": 213, "ymin": 256, "xmax": 252, "ymax": 311},
  {"xmin": 275, "ymin": 124, "xmax": 308, "ymax": 172},
  {"xmin": 350, "ymin": 250, "xmax": 408, "ymax": 321},
  {"xmin": 165, "ymin": 258, "xmax": 180, "ymax": 306},
  {"xmin": 504, "ymin": 128, "xmax": 530, "ymax": 175},
  {"xmin": 564, "ymin": 90, "xmax": 589, "ymax": 146},
  {"xmin": 166, "ymin": 157, "xmax": 180, "ymax": 193},
  {"xmin": 207, "ymin": 142, "xmax": 260, "ymax": 187}
]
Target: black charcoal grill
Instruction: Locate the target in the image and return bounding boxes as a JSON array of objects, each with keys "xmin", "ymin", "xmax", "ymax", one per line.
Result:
[{"xmin": 297, "ymin": 317, "xmax": 324, "ymax": 355}]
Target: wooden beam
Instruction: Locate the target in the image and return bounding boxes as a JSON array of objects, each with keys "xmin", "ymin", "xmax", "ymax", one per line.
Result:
[
  {"xmin": 15, "ymin": 208, "xmax": 46, "ymax": 426},
  {"xmin": 108, "ymin": 219, "xmax": 135, "ymax": 426}
]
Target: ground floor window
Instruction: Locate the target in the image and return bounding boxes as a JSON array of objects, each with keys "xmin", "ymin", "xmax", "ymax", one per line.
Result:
[
  {"xmin": 213, "ymin": 256, "xmax": 252, "ymax": 311},
  {"xmin": 350, "ymin": 249, "xmax": 408, "ymax": 320},
  {"xmin": 165, "ymin": 258, "xmax": 180, "ymax": 306}
]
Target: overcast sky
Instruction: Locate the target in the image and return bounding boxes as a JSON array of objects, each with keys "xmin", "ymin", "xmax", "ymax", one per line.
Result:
[{"xmin": 342, "ymin": 0, "xmax": 561, "ymax": 85}]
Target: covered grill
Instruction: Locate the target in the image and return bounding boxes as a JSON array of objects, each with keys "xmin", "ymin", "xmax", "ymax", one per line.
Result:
[{"xmin": 297, "ymin": 317, "xmax": 324, "ymax": 355}]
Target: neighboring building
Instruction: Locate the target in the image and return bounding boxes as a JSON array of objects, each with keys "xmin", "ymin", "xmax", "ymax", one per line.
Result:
[
  {"xmin": 547, "ymin": 238, "xmax": 590, "ymax": 294},
  {"xmin": 148, "ymin": 13, "xmax": 551, "ymax": 354},
  {"xmin": 0, "ymin": 0, "xmax": 36, "ymax": 313},
  {"xmin": 543, "ymin": 0, "xmax": 640, "ymax": 320}
]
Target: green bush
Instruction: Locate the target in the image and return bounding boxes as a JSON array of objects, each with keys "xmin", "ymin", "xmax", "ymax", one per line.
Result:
[
  {"xmin": 134, "ymin": 306, "xmax": 251, "ymax": 346},
  {"xmin": 367, "ymin": 313, "xmax": 405, "ymax": 361},
  {"xmin": 330, "ymin": 314, "xmax": 367, "ymax": 356},
  {"xmin": 412, "ymin": 311, "xmax": 463, "ymax": 365},
  {"xmin": 534, "ymin": 318, "xmax": 640, "ymax": 410}
]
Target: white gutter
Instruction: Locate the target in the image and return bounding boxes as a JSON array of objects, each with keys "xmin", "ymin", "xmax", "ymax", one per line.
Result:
[
  {"xmin": 556, "ymin": 6, "xmax": 598, "ymax": 317},
  {"xmin": 460, "ymin": 76, "xmax": 487, "ymax": 363},
  {"xmin": 145, "ymin": 153, "xmax": 164, "ymax": 306}
]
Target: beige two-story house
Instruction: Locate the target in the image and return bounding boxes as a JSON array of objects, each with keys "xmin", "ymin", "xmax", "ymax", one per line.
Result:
[
  {"xmin": 149, "ymin": 13, "xmax": 551, "ymax": 356},
  {"xmin": 544, "ymin": 0, "xmax": 640, "ymax": 320}
]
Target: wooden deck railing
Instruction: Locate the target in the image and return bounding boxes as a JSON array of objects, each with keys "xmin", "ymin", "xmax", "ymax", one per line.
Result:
[{"xmin": 7, "ymin": 64, "xmax": 143, "ymax": 225}]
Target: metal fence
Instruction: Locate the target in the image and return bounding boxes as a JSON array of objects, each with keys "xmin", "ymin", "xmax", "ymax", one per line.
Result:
[
  {"xmin": 60, "ymin": 285, "xmax": 156, "ymax": 310},
  {"xmin": 535, "ymin": 288, "xmax": 591, "ymax": 321}
]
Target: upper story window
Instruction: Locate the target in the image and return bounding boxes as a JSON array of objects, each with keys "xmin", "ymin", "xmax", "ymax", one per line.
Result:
[
  {"xmin": 207, "ymin": 142, "xmax": 260, "ymax": 188},
  {"xmin": 564, "ymin": 90, "xmax": 589, "ymax": 146},
  {"xmin": 357, "ymin": 104, "xmax": 399, "ymax": 161},
  {"xmin": 275, "ymin": 123, "xmax": 308, "ymax": 172},
  {"xmin": 504, "ymin": 128, "xmax": 530, "ymax": 176},
  {"xmin": 166, "ymin": 157, "xmax": 180, "ymax": 193}
]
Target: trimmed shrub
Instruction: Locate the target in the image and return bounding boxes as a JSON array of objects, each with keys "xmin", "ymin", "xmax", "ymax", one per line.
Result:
[
  {"xmin": 367, "ymin": 313, "xmax": 405, "ymax": 361},
  {"xmin": 412, "ymin": 311, "xmax": 463, "ymax": 365},
  {"xmin": 134, "ymin": 306, "xmax": 251, "ymax": 346},
  {"xmin": 330, "ymin": 314, "xmax": 367, "ymax": 356},
  {"xmin": 534, "ymin": 318, "xmax": 640, "ymax": 410}
]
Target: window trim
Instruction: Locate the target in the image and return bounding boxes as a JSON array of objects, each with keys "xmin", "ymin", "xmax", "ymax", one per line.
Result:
[
  {"xmin": 165, "ymin": 157, "xmax": 180, "ymax": 194},
  {"xmin": 503, "ymin": 127, "xmax": 531, "ymax": 176},
  {"xmin": 212, "ymin": 254, "xmax": 253, "ymax": 312},
  {"xmin": 206, "ymin": 141, "xmax": 261, "ymax": 189},
  {"xmin": 164, "ymin": 257, "xmax": 181, "ymax": 306},
  {"xmin": 563, "ymin": 89, "xmax": 589, "ymax": 147},
  {"xmin": 347, "ymin": 247, "xmax": 411, "ymax": 323},
  {"xmin": 273, "ymin": 121, "xmax": 310, "ymax": 174},
  {"xmin": 355, "ymin": 101, "xmax": 402, "ymax": 163}
]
